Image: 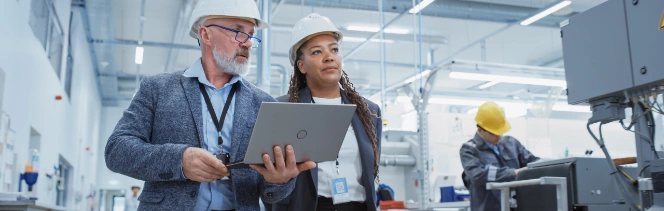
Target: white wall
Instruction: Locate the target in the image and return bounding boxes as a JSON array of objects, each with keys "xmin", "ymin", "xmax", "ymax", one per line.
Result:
[
  {"xmin": 96, "ymin": 101, "xmax": 143, "ymax": 191},
  {"xmin": 0, "ymin": 0, "xmax": 102, "ymax": 210}
]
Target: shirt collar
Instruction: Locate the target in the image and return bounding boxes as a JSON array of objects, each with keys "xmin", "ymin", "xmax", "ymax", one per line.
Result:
[{"xmin": 183, "ymin": 58, "xmax": 246, "ymax": 90}]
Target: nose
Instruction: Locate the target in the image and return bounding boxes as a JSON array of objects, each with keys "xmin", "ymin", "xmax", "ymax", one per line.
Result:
[
  {"xmin": 240, "ymin": 39, "xmax": 252, "ymax": 48},
  {"xmin": 323, "ymin": 52, "xmax": 334, "ymax": 63}
]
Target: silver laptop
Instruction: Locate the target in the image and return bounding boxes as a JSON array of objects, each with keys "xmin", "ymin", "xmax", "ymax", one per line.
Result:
[{"xmin": 227, "ymin": 102, "xmax": 356, "ymax": 168}]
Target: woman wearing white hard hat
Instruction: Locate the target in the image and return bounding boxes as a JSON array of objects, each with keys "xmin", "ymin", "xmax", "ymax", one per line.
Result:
[{"xmin": 265, "ymin": 13, "xmax": 382, "ymax": 211}]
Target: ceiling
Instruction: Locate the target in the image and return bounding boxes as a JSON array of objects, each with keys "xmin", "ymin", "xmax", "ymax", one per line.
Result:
[{"xmin": 78, "ymin": 0, "xmax": 608, "ymax": 107}]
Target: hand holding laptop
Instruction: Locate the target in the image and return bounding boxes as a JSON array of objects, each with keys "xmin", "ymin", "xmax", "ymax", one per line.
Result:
[{"xmin": 250, "ymin": 145, "xmax": 316, "ymax": 184}]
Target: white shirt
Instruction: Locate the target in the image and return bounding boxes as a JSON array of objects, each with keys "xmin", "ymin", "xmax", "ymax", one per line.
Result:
[
  {"xmin": 125, "ymin": 195, "xmax": 139, "ymax": 211},
  {"xmin": 312, "ymin": 97, "xmax": 366, "ymax": 202}
]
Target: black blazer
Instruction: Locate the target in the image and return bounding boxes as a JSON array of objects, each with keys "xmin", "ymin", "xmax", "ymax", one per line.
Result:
[{"xmin": 264, "ymin": 87, "xmax": 382, "ymax": 211}]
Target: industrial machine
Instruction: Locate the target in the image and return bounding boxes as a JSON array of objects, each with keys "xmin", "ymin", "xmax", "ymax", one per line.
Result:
[{"xmin": 497, "ymin": 0, "xmax": 664, "ymax": 210}]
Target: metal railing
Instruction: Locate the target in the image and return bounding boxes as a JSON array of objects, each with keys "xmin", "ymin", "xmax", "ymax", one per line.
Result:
[{"xmin": 486, "ymin": 177, "xmax": 568, "ymax": 211}]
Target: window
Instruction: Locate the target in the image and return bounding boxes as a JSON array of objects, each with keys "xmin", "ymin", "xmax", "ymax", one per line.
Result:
[
  {"xmin": 29, "ymin": 0, "xmax": 65, "ymax": 79},
  {"xmin": 64, "ymin": 12, "xmax": 75, "ymax": 99}
]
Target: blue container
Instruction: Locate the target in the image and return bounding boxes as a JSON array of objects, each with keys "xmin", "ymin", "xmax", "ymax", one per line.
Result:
[{"xmin": 440, "ymin": 186, "xmax": 456, "ymax": 202}]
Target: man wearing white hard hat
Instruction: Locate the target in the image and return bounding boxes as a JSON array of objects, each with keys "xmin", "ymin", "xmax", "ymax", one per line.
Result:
[
  {"xmin": 264, "ymin": 13, "xmax": 382, "ymax": 211},
  {"xmin": 105, "ymin": 0, "xmax": 315, "ymax": 210}
]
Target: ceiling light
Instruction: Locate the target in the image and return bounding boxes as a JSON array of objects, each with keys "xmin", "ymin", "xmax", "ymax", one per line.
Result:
[
  {"xmin": 346, "ymin": 25, "xmax": 410, "ymax": 34},
  {"xmin": 135, "ymin": 47, "xmax": 144, "ymax": 64},
  {"xmin": 404, "ymin": 70, "xmax": 432, "ymax": 83},
  {"xmin": 369, "ymin": 38, "xmax": 395, "ymax": 43},
  {"xmin": 343, "ymin": 37, "xmax": 368, "ymax": 42},
  {"xmin": 409, "ymin": 0, "xmax": 435, "ymax": 14},
  {"xmin": 520, "ymin": 0, "xmax": 572, "ymax": 26},
  {"xmin": 449, "ymin": 72, "xmax": 567, "ymax": 88},
  {"xmin": 478, "ymin": 81, "xmax": 500, "ymax": 89},
  {"xmin": 552, "ymin": 103, "xmax": 590, "ymax": 113},
  {"xmin": 343, "ymin": 36, "xmax": 395, "ymax": 43}
]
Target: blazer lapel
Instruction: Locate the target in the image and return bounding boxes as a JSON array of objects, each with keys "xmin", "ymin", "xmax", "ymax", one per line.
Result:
[
  {"xmin": 181, "ymin": 76, "xmax": 204, "ymax": 147},
  {"xmin": 231, "ymin": 82, "xmax": 254, "ymax": 161}
]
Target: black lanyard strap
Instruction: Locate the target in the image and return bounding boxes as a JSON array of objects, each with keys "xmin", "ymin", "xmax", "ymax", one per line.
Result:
[{"xmin": 198, "ymin": 82, "xmax": 239, "ymax": 152}]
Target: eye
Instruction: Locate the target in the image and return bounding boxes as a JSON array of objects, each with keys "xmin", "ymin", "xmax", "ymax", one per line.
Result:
[
  {"xmin": 332, "ymin": 48, "xmax": 339, "ymax": 53},
  {"xmin": 312, "ymin": 50, "xmax": 321, "ymax": 55}
]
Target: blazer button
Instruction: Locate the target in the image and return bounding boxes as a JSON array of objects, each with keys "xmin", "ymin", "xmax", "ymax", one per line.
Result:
[{"xmin": 267, "ymin": 193, "xmax": 273, "ymax": 198}]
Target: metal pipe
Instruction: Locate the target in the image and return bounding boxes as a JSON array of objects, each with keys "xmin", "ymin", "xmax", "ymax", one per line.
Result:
[
  {"xmin": 271, "ymin": 64, "xmax": 289, "ymax": 95},
  {"xmin": 379, "ymin": 155, "xmax": 416, "ymax": 167},
  {"xmin": 136, "ymin": 0, "xmax": 146, "ymax": 93},
  {"xmin": 342, "ymin": 10, "xmax": 409, "ymax": 62},
  {"xmin": 281, "ymin": 0, "xmax": 573, "ymax": 28},
  {"xmin": 378, "ymin": 0, "xmax": 387, "ymax": 118},
  {"xmin": 271, "ymin": 0, "xmax": 287, "ymax": 20},
  {"xmin": 90, "ymin": 39, "xmax": 418, "ymax": 68},
  {"xmin": 256, "ymin": 0, "xmax": 272, "ymax": 92},
  {"xmin": 376, "ymin": 0, "xmax": 569, "ymax": 97},
  {"xmin": 451, "ymin": 59, "xmax": 565, "ymax": 73},
  {"xmin": 164, "ymin": 0, "xmax": 194, "ymax": 73},
  {"xmin": 75, "ymin": 0, "xmax": 104, "ymax": 99},
  {"xmin": 381, "ymin": 142, "xmax": 411, "ymax": 155}
]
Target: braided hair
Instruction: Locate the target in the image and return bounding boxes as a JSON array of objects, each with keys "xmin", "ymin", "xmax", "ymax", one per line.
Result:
[{"xmin": 287, "ymin": 47, "xmax": 380, "ymax": 180}]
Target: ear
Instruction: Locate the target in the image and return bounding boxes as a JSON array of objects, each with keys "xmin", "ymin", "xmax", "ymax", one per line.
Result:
[
  {"xmin": 297, "ymin": 60, "xmax": 306, "ymax": 74},
  {"xmin": 199, "ymin": 27, "xmax": 213, "ymax": 46}
]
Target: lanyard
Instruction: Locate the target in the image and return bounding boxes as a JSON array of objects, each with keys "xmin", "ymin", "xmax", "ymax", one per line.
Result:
[
  {"xmin": 199, "ymin": 82, "xmax": 239, "ymax": 154},
  {"xmin": 310, "ymin": 95, "xmax": 344, "ymax": 175}
]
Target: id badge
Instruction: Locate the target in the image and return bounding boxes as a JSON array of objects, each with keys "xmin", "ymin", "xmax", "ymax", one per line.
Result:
[{"xmin": 330, "ymin": 177, "xmax": 351, "ymax": 204}]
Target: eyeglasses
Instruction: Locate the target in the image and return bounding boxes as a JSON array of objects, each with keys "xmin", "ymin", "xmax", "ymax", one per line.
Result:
[{"xmin": 205, "ymin": 24, "xmax": 261, "ymax": 48}]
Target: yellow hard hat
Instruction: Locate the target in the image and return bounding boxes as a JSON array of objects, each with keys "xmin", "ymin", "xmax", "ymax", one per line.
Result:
[{"xmin": 475, "ymin": 102, "xmax": 511, "ymax": 135}]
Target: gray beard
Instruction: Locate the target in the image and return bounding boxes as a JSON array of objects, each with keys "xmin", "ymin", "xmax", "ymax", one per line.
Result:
[{"xmin": 212, "ymin": 47, "xmax": 250, "ymax": 76}]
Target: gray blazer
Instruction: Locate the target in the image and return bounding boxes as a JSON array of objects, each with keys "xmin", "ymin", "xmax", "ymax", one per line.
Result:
[
  {"xmin": 265, "ymin": 87, "xmax": 382, "ymax": 211},
  {"xmin": 460, "ymin": 134, "xmax": 540, "ymax": 211},
  {"xmin": 105, "ymin": 70, "xmax": 295, "ymax": 211}
]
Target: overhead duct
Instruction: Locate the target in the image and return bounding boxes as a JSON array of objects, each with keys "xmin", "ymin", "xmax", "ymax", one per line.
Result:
[{"xmin": 273, "ymin": 0, "xmax": 574, "ymax": 27}]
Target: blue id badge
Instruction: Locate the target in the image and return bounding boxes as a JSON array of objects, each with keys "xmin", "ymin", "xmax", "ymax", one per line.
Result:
[{"xmin": 330, "ymin": 177, "xmax": 351, "ymax": 204}]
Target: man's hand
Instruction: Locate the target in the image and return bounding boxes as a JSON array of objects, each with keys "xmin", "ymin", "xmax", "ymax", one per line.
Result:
[
  {"xmin": 515, "ymin": 167, "xmax": 527, "ymax": 175},
  {"xmin": 250, "ymin": 145, "xmax": 316, "ymax": 184},
  {"xmin": 182, "ymin": 147, "xmax": 230, "ymax": 182}
]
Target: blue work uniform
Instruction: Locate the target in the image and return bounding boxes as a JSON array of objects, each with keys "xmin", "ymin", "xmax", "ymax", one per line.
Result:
[{"xmin": 460, "ymin": 133, "xmax": 540, "ymax": 211}]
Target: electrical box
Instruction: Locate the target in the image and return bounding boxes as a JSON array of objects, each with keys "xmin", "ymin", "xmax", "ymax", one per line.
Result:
[{"xmin": 561, "ymin": 0, "xmax": 664, "ymax": 104}]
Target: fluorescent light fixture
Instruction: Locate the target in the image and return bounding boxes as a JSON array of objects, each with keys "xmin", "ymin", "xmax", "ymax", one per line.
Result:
[
  {"xmin": 343, "ymin": 36, "xmax": 396, "ymax": 43},
  {"xmin": 449, "ymin": 72, "xmax": 567, "ymax": 88},
  {"xmin": 404, "ymin": 70, "xmax": 432, "ymax": 83},
  {"xmin": 109, "ymin": 180, "xmax": 119, "ymax": 185},
  {"xmin": 478, "ymin": 81, "xmax": 500, "ymax": 89},
  {"xmin": 370, "ymin": 38, "xmax": 394, "ymax": 43},
  {"xmin": 520, "ymin": 0, "xmax": 572, "ymax": 26},
  {"xmin": 346, "ymin": 25, "xmax": 410, "ymax": 34},
  {"xmin": 409, "ymin": 0, "xmax": 435, "ymax": 14},
  {"xmin": 135, "ymin": 47, "xmax": 144, "ymax": 64},
  {"xmin": 552, "ymin": 103, "xmax": 590, "ymax": 113}
]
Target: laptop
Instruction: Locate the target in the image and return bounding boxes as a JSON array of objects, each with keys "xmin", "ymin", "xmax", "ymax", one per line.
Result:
[{"xmin": 227, "ymin": 102, "xmax": 356, "ymax": 168}]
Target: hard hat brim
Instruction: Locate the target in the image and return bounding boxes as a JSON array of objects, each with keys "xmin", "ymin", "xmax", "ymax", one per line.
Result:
[
  {"xmin": 289, "ymin": 31, "xmax": 342, "ymax": 66},
  {"xmin": 189, "ymin": 15, "xmax": 270, "ymax": 39},
  {"xmin": 483, "ymin": 120, "xmax": 511, "ymax": 136}
]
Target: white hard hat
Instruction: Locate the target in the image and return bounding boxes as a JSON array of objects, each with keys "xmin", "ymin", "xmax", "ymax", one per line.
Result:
[
  {"xmin": 289, "ymin": 13, "xmax": 343, "ymax": 66},
  {"xmin": 188, "ymin": 0, "xmax": 269, "ymax": 39}
]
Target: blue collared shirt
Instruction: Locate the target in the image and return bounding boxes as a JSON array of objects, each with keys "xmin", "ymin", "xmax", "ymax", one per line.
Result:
[
  {"xmin": 183, "ymin": 58, "xmax": 247, "ymax": 211},
  {"xmin": 485, "ymin": 140, "xmax": 500, "ymax": 155}
]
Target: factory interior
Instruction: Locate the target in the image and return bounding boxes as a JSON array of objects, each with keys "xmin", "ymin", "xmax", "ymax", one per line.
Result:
[{"xmin": 1, "ymin": 0, "xmax": 664, "ymax": 210}]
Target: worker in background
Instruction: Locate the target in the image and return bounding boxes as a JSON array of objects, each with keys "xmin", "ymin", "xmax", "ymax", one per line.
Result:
[
  {"xmin": 264, "ymin": 13, "xmax": 382, "ymax": 211},
  {"xmin": 104, "ymin": 0, "xmax": 316, "ymax": 210},
  {"xmin": 124, "ymin": 186, "xmax": 140, "ymax": 211},
  {"xmin": 460, "ymin": 102, "xmax": 540, "ymax": 211}
]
